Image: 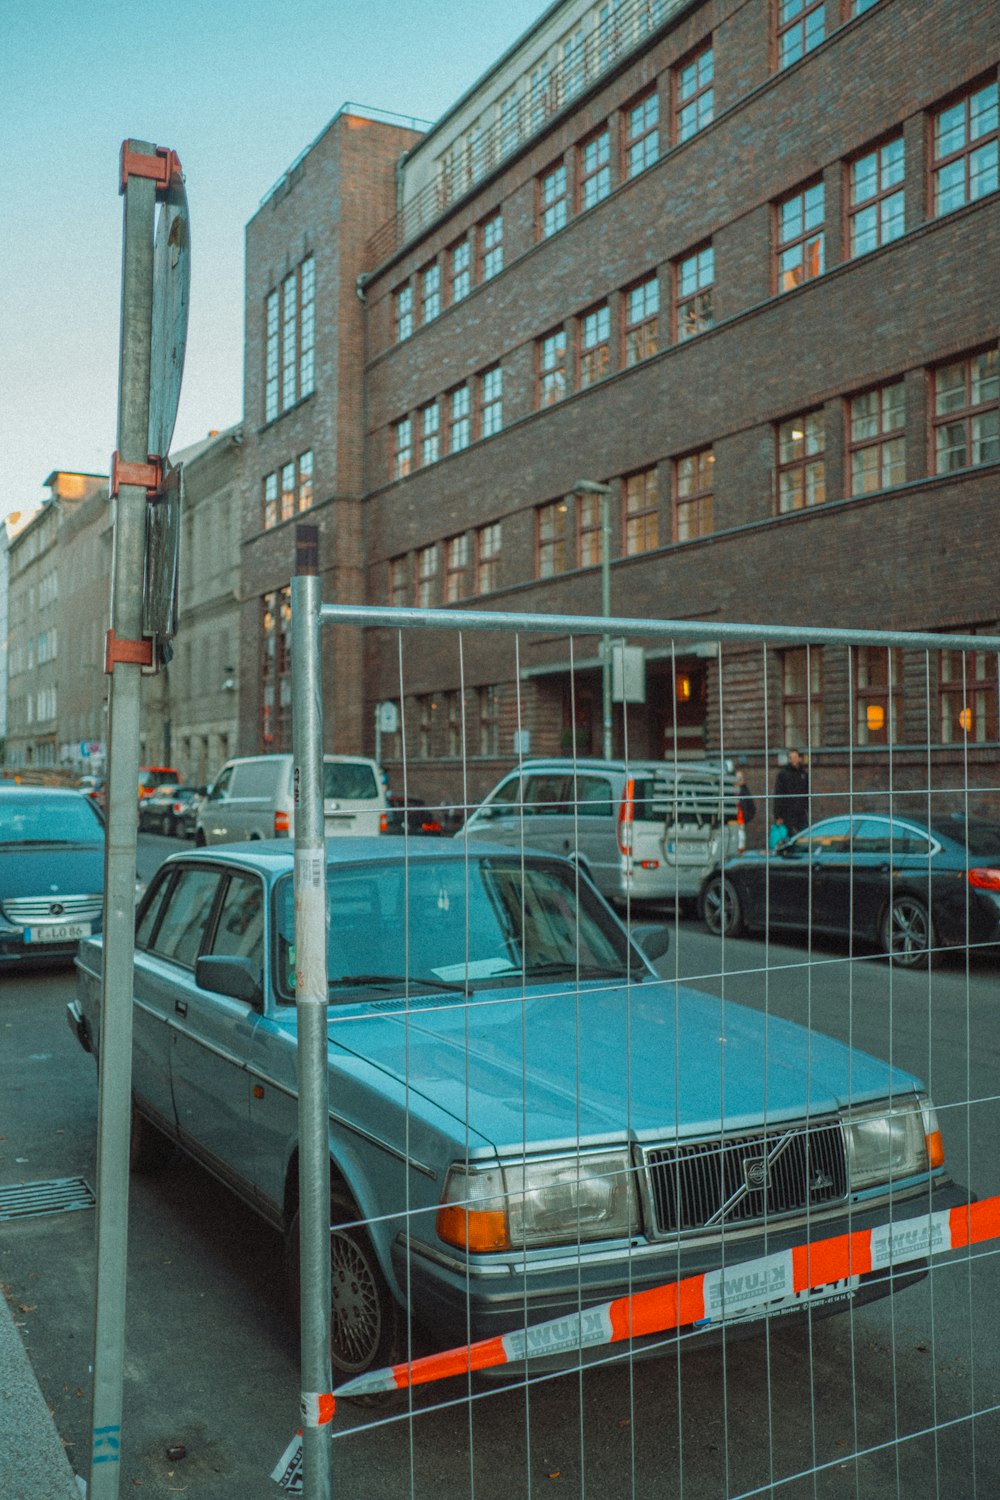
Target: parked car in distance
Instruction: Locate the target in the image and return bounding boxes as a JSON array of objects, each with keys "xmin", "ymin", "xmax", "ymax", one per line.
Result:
[
  {"xmin": 138, "ymin": 765, "xmax": 180, "ymax": 801},
  {"xmin": 138, "ymin": 784, "xmax": 206, "ymax": 838},
  {"xmin": 700, "ymin": 810, "xmax": 1000, "ymax": 967},
  {"xmin": 195, "ymin": 754, "xmax": 387, "ymax": 845},
  {"xmin": 0, "ymin": 786, "xmax": 106, "ymax": 967},
  {"xmin": 459, "ymin": 758, "xmax": 746, "ymax": 906},
  {"xmin": 69, "ymin": 838, "xmax": 964, "ymax": 1383},
  {"xmin": 384, "ymin": 794, "xmax": 459, "ymax": 837}
]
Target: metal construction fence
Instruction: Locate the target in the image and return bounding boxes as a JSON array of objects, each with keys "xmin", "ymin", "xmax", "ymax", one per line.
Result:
[{"xmin": 285, "ymin": 560, "xmax": 1000, "ymax": 1500}]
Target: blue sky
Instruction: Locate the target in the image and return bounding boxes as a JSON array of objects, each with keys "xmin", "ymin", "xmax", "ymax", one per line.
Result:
[{"xmin": 0, "ymin": 0, "xmax": 546, "ymax": 519}]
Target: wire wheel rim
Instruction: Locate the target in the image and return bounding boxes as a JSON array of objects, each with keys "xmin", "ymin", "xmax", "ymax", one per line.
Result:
[
  {"xmin": 888, "ymin": 897, "xmax": 929, "ymax": 964},
  {"xmin": 330, "ymin": 1228, "xmax": 383, "ymax": 1372}
]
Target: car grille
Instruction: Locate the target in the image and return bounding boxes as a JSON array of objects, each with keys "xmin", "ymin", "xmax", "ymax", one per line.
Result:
[
  {"xmin": 643, "ymin": 1121, "xmax": 847, "ymax": 1236},
  {"xmin": 2, "ymin": 895, "xmax": 103, "ymax": 924}
]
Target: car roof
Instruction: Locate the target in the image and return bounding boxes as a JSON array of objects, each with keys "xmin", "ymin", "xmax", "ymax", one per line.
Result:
[
  {"xmin": 512, "ymin": 758, "xmax": 733, "ymax": 775},
  {"xmin": 165, "ymin": 836, "xmax": 562, "ymax": 875}
]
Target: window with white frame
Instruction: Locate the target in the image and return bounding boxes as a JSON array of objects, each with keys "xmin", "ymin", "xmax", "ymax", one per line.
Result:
[
  {"xmin": 848, "ymin": 382, "xmax": 906, "ymax": 493},
  {"xmin": 777, "ymin": 412, "xmax": 826, "ymax": 511}
]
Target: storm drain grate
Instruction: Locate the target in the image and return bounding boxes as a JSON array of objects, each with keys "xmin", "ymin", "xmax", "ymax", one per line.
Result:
[{"xmin": 0, "ymin": 1176, "xmax": 96, "ymax": 1222}]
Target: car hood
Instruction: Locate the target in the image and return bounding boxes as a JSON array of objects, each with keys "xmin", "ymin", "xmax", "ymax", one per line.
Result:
[
  {"xmin": 0, "ymin": 845, "xmax": 104, "ymax": 900},
  {"xmin": 328, "ymin": 979, "xmax": 920, "ymax": 1153}
]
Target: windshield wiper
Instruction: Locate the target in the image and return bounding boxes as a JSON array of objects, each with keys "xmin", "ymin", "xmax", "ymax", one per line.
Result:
[{"xmin": 329, "ymin": 973, "xmax": 470, "ymax": 996}]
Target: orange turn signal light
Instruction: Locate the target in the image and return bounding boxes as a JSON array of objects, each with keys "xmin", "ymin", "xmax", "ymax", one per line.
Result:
[
  {"xmin": 436, "ymin": 1204, "xmax": 510, "ymax": 1253},
  {"xmin": 926, "ymin": 1130, "xmax": 945, "ymax": 1170}
]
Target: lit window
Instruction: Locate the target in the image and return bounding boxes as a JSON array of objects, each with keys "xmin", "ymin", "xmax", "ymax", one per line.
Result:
[
  {"xmin": 444, "ymin": 534, "xmax": 469, "ymax": 602},
  {"xmin": 848, "ymin": 382, "xmax": 906, "ymax": 494},
  {"xmin": 624, "ymin": 469, "xmax": 659, "ymax": 554},
  {"xmin": 849, "ymin": 137, "xmax": 905, "ymax": 255},
  {"xmin": 675, "ymin": 44, "xmax": 713, "ymax": 143},
  {"xmin": 537, "ymin": 500, "xmax": 567, "ymax": 577},
  {"xmin": 675, "ymin": 448, "xmax": 714, "ymax": 539},
  {"xmin": 932, "ymin": 351, "xmax": 999, "ymax": 472},
  {"xmin": 395, "ymin": 284, "xmax": 414, "ymax": 342},
  {"xmin": 539, "ymin": 163, "xmax": 569, "ymax": 238},
  {"xmin": 449, "ymin": 239, "xmax": 472, "ymax": 304},
  {"xmin": 931, "ymin": 79, "xmax": 998, "ymax": 216},
  {"xmin": 580, "ymin": 129, "xmax": 612, "ymax": 210},
  {"xmin": 297, "ymin": 450, "xmax": 314, "ymax": 513},
  {"xmin": 776, "ymin": 0, "xmax": 825, "ymax": 70},
  {"xmin": 626, "ymin": 92, "xmax": 659, "ymax": 178},
  {"xmin": 776, "ymin": 181, "xmax": 825, "ymax": 291},
  {"xmin": 421, "ymin": 262, "xmax": 441, "ymax": 324},
  {"xmin": 538, "ymin": 330, "xmax": 567, "ymax": 408},
  {"xmin": 481, "ymin": 213, "xmax": 503, "ymax": 280},
  {"xmin": 416, "ymin": 544, "xmax": 439, "ymax": 607},
  {"xmin": 777, "ymin": 412, "xmax": 826, "ymax": 511},
  {"xmin": 940, "ymin": 648, "xmax": 999, "ymax": 744},
  {"xmin": 280, "ymin": 461, "xmax": 295, "ymax": 524},
  {"xmin": 624, "ymin": 276, "xmax": 659, "ymax": 365},
  {"xmin": 420, "ymin": 401, "xmax": 440, "ymax": 466},
  {"xmin": 675, "ymin": 245, "xmax": 713, "ymax": 339},
  {"xmin": 475, "ymin": 522, "xmax": 502, "ymax": 594},
  {"xmin": 854, "ymin": 647, "xmax": 903, "ymax": 745},
  {"xmin": 480, "ymin": 366, "xmax": 503, "ymax": 437},
  {"xmin": 393, "ymin": 417, "xmax": 413, "ymax": 480},
  {"xmin": 448, "ymin": 385, "xmax": 471, "ymax": 453},
  {"xmin": 782, "ymin": 648, "xmax": 823, "ymax": 747},
  {"xmin": 580, "ymin": 304, "xmax": 611, "ymax": 388}
]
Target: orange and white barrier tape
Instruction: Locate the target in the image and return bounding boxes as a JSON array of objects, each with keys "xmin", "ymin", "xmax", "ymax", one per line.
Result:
[{"xmin": 272, "ymin": 1194, "xmax": 999, "ymax": 1485}]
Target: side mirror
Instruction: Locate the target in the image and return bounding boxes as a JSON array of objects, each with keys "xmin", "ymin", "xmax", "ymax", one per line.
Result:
[
  {"xmin": 630, "ymin": 924, "xmax": 671, "ymax": 963},
  {"xmin": 195, "ymin": 954, "xmax": 262, "ymax": 1006}
]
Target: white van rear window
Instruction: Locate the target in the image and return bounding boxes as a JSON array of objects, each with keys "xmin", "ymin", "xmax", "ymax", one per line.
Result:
[{"xmin": 323, "ymin": 762, "xmax": 379, "ymax": 799}]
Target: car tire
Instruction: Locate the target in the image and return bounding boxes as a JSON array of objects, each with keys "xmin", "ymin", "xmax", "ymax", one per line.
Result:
[
  {"xmin": 285, "ymin": 1191, "xmax": 403, "ymax": 1392},
  {"xmin": 129, "ymin": 1099, "xmax": 174, "ymax": 1172},
  {"xmin": 881, "ymin": 894, "xmax": 934, "ymax": 969},
  {"xmin": 701, "ymin": 874, "xmax": 744, "ymax": 938}
]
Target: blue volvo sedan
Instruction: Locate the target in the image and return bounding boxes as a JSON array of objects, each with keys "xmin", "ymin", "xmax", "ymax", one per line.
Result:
[{"xmin": 70, "ymin": 839, "xmax": 966, "ymax": 1383}]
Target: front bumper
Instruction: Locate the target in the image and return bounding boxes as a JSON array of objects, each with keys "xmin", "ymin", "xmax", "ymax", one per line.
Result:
[{"xmin": 394, "ymin": 1176, "xmax": 970, "ymax": 1376}]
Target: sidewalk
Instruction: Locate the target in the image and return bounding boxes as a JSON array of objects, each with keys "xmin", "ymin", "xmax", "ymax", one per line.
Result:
[{"xmin": 0, "ymin": 1286, "xmax": 82, "ymax": 1499}]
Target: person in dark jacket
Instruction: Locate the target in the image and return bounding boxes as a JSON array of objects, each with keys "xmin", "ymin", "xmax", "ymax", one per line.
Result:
[{"xmin": 772, "ymin": 748, "xmax": 809, "ymax": 835}]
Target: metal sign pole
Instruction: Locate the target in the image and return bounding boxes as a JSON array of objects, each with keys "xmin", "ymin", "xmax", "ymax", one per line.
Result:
[{"xmin": 291, "ymin": 524, "xmax": 333, "ymax": 1500}]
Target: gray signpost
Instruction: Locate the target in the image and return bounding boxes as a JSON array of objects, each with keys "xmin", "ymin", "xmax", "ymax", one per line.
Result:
[{"xmin": 87, "ymin": 139, "xmax": 188, "ymax": 1500}]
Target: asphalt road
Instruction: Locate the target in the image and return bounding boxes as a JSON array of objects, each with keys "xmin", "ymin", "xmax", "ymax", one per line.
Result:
[{"xmin": 1, "ymin": 834, "xmax": 997, "ymax": 1498}]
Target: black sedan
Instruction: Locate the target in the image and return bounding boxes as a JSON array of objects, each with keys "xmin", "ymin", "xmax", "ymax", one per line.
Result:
[
  {"xmin": 700, "ymin": 811, "xmax": 1000, "ymax": 967},
  {"xmin": 138, "ymin": 784, "xmax": 204, "ymax": 837},
  {"xmin": 0, "ymin": 786, "xmax": 106, "ymax": 967}
]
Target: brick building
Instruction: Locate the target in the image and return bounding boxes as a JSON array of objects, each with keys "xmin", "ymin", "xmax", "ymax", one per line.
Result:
[{"xmin": 239, "ymin": 0, "xmax": 999, "ymax": 811}]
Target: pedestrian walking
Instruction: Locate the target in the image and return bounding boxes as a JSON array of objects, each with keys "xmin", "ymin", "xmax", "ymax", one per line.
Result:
[{"xmin": 772, "ymin": 748, "xmax": 809, "ymax": 835}]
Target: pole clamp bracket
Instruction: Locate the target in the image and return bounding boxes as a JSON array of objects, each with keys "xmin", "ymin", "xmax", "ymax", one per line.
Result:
[
  {"xmin": 111, "ymin": 451, "xmax": 162, "ymax": 498},
  {"xmin": 105, "ymin": 630, "xmax": 154, "ymax": 674},
  {"xmin": 119, "ymin": 143, "xmax": 182, "ymax": 197}
]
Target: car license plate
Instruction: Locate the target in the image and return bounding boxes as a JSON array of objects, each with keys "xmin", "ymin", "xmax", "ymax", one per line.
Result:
[
  {"xmin": 667, "ymin": 841, "xmax": 709, "ymax": 858},
  {"xmin": 24, "ymin": 922, "xmax": 92, "ymax": 944}
]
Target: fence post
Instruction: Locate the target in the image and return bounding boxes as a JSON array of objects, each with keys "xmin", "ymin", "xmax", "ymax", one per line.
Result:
[{"xmin": 291, "ymin": 524, "xmax": 333, "ymax": 1500}]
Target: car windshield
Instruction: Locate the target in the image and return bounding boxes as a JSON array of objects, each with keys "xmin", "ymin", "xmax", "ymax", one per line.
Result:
[
  {"xmin": 0, "ymin": 795, "xmax": 104, "ymax": 846},
  {"xmin": 275, "ymin": 855, "xmax": 633, "ymax": 1001}
]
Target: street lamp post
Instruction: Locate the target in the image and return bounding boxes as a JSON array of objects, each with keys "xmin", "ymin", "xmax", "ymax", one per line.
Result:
[{"xmin": 572, "ymin": 479, "xmax": 614, "ymax": 759}]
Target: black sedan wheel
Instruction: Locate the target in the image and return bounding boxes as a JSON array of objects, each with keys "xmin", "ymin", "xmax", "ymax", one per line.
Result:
[
  {"xmin": 701, "ymin": 875, "xmax": 745, "ymax": 938},
  {"xmin": 881, "ymin": 894, "xmax": 934, "ymax": 968}
]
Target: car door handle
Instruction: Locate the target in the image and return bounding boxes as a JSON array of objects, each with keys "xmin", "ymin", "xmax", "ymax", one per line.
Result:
[{"xmin": 175, "ymin": 1000, "xmax": 187, "ymax": 1017}]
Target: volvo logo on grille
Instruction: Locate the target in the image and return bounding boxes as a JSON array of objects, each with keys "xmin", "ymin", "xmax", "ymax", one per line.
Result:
[
  {"xmin": 49, "ymin": 902, "xmax": 65, "ymax": 917},
  {"xmin": 743, "ymin": 1156, "xmax": 770, "ymax": 1190}
]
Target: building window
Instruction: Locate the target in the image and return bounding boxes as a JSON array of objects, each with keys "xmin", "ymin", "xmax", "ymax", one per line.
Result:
[
  {"xmin": 624, "ymin": 275, "xmax": 659, "ymax": 365},
  {"xmin": 416, "ymin": 544, "xmax": 439, "ymax": 607},
  {"xmin": 393, "ymin": 417, "xmax": 413, "ymax": 480},
  {"xmin": 940, "ymin": 648, "xmax": 999, "ymax": 744},
  {"xmin": 597, "ymin": 0, "xmax": 624, "ymax": 71},
  {"xmin": 262, "ymin": 451, "xmax": 314, "ymax": 530},
  {"xmin": 848, "ymin": 136, "xmax": 905, "ymax": 256},
  {"xmin": 421, "ymin": 262, "xmax": 441, "ymax": 324},
  {"xmin": 478, "ymin": 685, "xmax": 499, "ymax": 757},
  {"xmin": 420, "ymin": 401, "xmax": 441, "ymax": 466},
  {"xmin": 539, "ymin": 162, "xmax": 569, "ymax": 238},
  {"xmin": 932, "ymin": 351, "xmax": 999, "ymax": 472},
  {"xmin": 675, "ymin": 448, "xmax": 714, "ymax": 539},
  {"xmin": 537, "ymin": 500, "xmax": 567, "ymax": 577},
  {"xmin": 530, "ymin": 59, "xmax": 553, "ymax": 130},
  {"xmin": 480, "ymin": 366, "xmax": 503, "ymax": 437},
  {"xmin": 782, "ymin": 648, "xmax": 823, "ymax": 748},
  {"xmin": 297, "ymin": 450, "xmax": 314, "ymax": 513},
  {"xmin": 625, "ymin": 91, "xmax": 659, "ymax": 177},
  {"xmin": 776, "ymin": 181, "xmax": 825, "ymax": 291},
  {"xmin": 776, "ymin": 0, "xmax": 825, "ymax": 70},
  {"xmin": 778, "ymin": 412, "xmax": 825, "ymax": 511},
  {"xmin": 499, "ymin": 90, "xmax": 520, "ymax": 155},
  {"xmin": 580, "ymin": 128, "xmax": 612, "ymax": 210},
  {"xmin": 851, "ymin": 0, "xmax": 881, "ymax": 13},
  {"xmin": 675, "ymin": 245, "xmax": 713, "ymax": 339},
  {"xmin": 848, "ymin": 382, "xmax": 906, "ymax": 493},
  {"xmin": 577, "ymin": 491, "xmax": 607, "ymax": 568},
  {"xmin": 449, "ymin": 239, "xmax": 472, "ymax": 304},
  {"xmin": 446, "ymin": 690, "xmax": 463, "ymax": 758},
  {"xmin": 480, "ymin": 212, "xmax": 503, "ymax": 280},
  {"xmin": 475, "ymin": 522, "xmax": 502, "ymax": 594},
  {"xmin": 624, "ymin": 469, "xmax": 659, "ymax": 554},
  {"xmin": 538, "ymin": 329, "xmax": 567, "ymax": 408},
  {"xmin": 388, "ymin": 556, "xmax": 408, "ymax": 608},
  {"xmin": 417, "ymin": 695, "xmax": 435, "ymax": 758},
  {"xmin": 444, "ymin": 534, "xmax": 469, "ymax": 603},
  {"xmin": 264, "ymin": 255, "xmax": 315, "ymax": 422},
  {"xmin": 580, "ymin": 304, "xmax": 611, "ymax": 388},
  {"xmin": 263, "ymin": 472, "xmax": 279, "ymax": 529},
  {"xmin": 447, "ymin": 385, "xmax": 471, "ymax": 453},
  {"xmin": 931, "ymin": 79, "xmax": 998, "ymax": 217},
  {"xmin": 261, "ymin": 587, "xmax": 292, "ymax": 751},
  {"xmin": 854, "ymin": 647, "xmax": 903, "ymax": 745},
  {"xmin": 675, "ymin": 43, "xmax": 713, "ymax": 143}
]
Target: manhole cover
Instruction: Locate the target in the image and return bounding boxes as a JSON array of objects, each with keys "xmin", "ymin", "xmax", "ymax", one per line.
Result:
[{"xmin": 0, "ymin": 1176, "xmax": 96, "ymax": 1222}]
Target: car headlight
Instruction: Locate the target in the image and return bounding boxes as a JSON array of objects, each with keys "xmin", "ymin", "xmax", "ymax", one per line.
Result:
[
  {"xmin": 437, "ymin": 1151, "xmax": 639, "ymax": 1253},
  {"xmin": 844, "ymin": 1095, "xmax": 943, "ymax": 1192}
]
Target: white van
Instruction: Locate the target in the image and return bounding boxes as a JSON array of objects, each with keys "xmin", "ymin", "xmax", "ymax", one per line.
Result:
[
  {"xmin": 195, "ymin": 754, "xmax": 387, "ymax": 845},
  {"xmin": 459, "ymin": 758, "xmax": 744, "ymax": 905}
]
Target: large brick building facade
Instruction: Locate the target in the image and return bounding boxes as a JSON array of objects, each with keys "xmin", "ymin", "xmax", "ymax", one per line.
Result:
[{"xmin": 239, "ymin": 0, "xmax": 999, "ymax": 813}]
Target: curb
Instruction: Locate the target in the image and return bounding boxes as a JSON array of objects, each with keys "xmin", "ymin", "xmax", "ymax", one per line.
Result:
[{"xmin": 0, "ymin": 1288, "xmax": 83, "ymax": 1499}]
